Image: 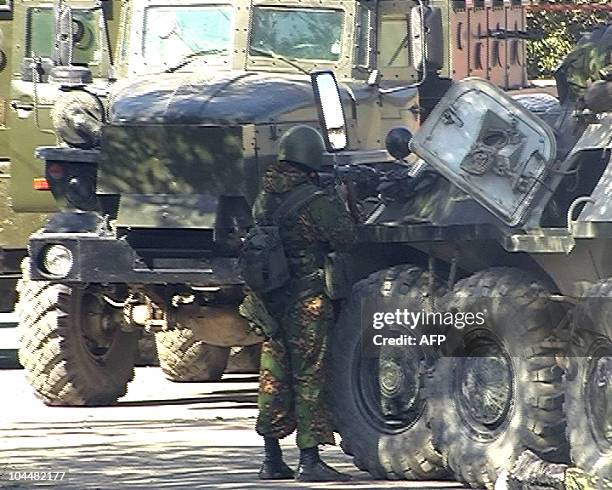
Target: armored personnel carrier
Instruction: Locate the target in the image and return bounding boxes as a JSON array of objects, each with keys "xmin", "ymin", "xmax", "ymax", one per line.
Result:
[{"xmin": 310, "ymin": 24, "xmax": 611, "ymax": 488}]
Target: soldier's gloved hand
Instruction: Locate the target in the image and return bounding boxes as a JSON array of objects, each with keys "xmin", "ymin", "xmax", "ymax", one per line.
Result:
[{"xmin": 583, "ymin": 80, "xmax": 612, "ymax": 113}]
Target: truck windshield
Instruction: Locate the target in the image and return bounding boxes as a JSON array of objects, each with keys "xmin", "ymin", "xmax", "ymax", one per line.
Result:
[
  {"xmin": 249, "ymin": 7, "xmax": 344, "ymax": 62},
  {"xmin": 142, "ymin": 5, "xmax": 233, "ymax": 70}
]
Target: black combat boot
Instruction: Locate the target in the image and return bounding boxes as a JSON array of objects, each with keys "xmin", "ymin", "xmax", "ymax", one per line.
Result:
[
  {"xmin": 258, "ymin": 437, "xmax": 294, "ymax": 480},
  {"xmin": 296, "ymin": 446, "xmax": 351, "ymax": 482}
]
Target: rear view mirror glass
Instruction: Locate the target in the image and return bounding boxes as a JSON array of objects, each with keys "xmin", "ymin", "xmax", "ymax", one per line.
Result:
[
  {"xmin": 310, "ymin": 70, "xmax": 348, "ymax": 151},
  {"xmin": 410, "ymin": 7, "xmax": 424, "ymax": 72}
]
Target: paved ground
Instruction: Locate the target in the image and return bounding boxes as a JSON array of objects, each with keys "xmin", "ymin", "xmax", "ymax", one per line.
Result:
[{"xmin": 0, "ymin": 367, "xmax": 464, "ymax": 489}]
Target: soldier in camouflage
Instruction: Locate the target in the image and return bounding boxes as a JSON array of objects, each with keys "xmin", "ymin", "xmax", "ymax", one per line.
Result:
[
  {"xmin": 557, "ymin": 23, "xmax": 611, "ymax": 103},
  {"xmin": 553, "ymin": 23, "xmax": 611, "ymax": 157},
  {"xmin": 242, "ymin": 125, "xmax": 355, "ymax": 482},
  {"xmin": 496, "ymin": 450, "xmax": 612, "ymax": 490}
]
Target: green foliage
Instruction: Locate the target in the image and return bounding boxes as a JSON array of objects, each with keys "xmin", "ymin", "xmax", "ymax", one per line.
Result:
[{"xmin": 527, "ymin": 1, "xmax": 610, "ymax": 79}]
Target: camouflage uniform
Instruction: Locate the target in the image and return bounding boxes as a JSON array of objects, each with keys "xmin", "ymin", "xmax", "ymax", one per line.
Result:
[
  {"xmin": 500, "ymin": 450, "xmax": 612, "ymax": 490},
  {"xmin": 558, "ymin": 24, "xmax": 612, "ymax": 100},
  {"xmin": 565, "ymin": 468, "xmax": 612, "ymax": 490},
  {"xmin": 249, "ymin": 161, "xmax": 355, "ymax": 450}
]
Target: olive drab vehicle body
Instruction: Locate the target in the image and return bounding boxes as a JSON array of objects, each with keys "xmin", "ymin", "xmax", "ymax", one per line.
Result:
[
  {"xmin": 0, "ymin": 0, "xmax": 123, "ymax": 311},
  {"xmin": 0, "ymin": 3, "xmax": 18, "ymax": 310}
]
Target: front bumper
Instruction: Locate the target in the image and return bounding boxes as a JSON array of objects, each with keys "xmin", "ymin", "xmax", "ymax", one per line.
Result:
[{"xmin": 28, "ymin": 231, "xmax": 242, "ymax": 286}]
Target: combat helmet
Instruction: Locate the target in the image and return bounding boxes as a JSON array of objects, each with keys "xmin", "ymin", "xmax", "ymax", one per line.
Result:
[{"xmin": 277, "ymin": 125, "xmax": 326, "ymax": 171}]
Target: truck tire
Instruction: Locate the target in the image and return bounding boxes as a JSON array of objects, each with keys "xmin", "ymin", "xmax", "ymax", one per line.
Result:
[
  {"xmin": 565, "ymin": 280, "xmax": 612, "ymax": 478},
  {"xmin": 330, "ymin": 265, "xmax": 449, "ymax": 480},
  {"xmin": 225, "ymin": 344, "xmax": 261, "ymax": 374},
  {"xmin": 16, "ymin": 264, "xmax": 138, "ymax": 406},
  {"xmin": 156, "ymin": 329, "xmax": 230, "ymax": 382},
  {"xmin": 427, "ymin": 268, "xmax": 568, "ymax": 489}
]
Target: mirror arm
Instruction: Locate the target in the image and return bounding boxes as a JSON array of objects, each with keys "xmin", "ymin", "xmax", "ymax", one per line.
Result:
[
  {"xmin": 379, "ymin": 84, "xmax": 421, "ymax": 94},
  {"xmin": 53, "ymin": 0, "xmax": 73, "ymax": 66},
  {"xmin": 96, "ymin": 0, "xmax": 116, "ymax": 80}
]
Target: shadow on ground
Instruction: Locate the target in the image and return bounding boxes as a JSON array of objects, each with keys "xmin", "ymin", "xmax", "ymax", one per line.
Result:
[{"xmin": 0, "ymin": 414, "xmax": 463, "ymax": 489}]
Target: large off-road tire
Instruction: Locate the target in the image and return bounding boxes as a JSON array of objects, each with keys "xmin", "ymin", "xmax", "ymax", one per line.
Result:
[
  {"xmin": 16, "ymin": 262, "xmax": 138, "ymax": 406},
  {"xmin": 156, "ymin": 329, "xmax": 230, "ymax": 382},
  {"xmin": 225, "ymin": 344, "xmax": 261, "ymax": 374},
  {"xmin": 330, "ymin": 265, "xmax": 449, "ymax": 480},
  {"xmin": 427, "ymin": 268, "xmax": 569, "ymax": 489},
  {"xmin": 565, "ymin": 280, "xmax": 612, "ymax": 478}
]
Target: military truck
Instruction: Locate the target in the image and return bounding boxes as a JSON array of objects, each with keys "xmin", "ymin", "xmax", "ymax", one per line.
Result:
[
  {"xmin": 307, "ymin": 29, "xmax": 611, "ymax": 489},
  {"xmin": 0, "ymin": 0, "xmax": 534, "ymax": 316},
  {"xmin": 18, "ymin": 0, "xmax": 451, "ymax": 402},
  {"xmin": 0, "ymin": 0, "xmax": 19, "ymax": 312},
  {"xmin": 2, "ymin": 0, "xmax": 250, "ymax": 369},
  {"xmin": 0, "ymin": 0, "xmax": 123, "ymax": 312}
]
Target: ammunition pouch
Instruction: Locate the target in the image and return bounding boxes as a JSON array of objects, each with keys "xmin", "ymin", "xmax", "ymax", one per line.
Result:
[
  {"xmin": 324, "ymin": 252, "xmax": 353, "ymax": 300},
  {"xmin": 238, "ymin": 293, "xmax": 279, "ymax": 339}
]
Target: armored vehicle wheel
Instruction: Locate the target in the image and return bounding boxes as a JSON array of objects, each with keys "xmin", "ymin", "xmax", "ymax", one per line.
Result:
[
  {"xmin": 156, "ymin": 329, "xmax": 230, "ymax": 382},
  {"xmin": 565, "ymin": 280, "xmax": 612, "ymax": 478},
  {"xmin": 330, "ymin": 265, "xmax": 449, "ymax": 480},
  {"xmin": 225, "ymin": 344, "xmax": 261, "ymax": 374},
  {"xmin": 16, "ymin": 262, "xmax": 138, "ymax": 406},
  {"xmin": 427, "ymin": 268, "xmax": 568, "ymax": 489}
]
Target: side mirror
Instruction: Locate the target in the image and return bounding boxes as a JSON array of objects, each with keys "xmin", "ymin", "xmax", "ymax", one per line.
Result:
[
  {"xmin": 410, "ymin": 6, "xmax": 444, "ymax": 74},
  {"xmin": 310, "ymin": 70, "xmax": 348, "ymax": 152},
  {"xmin": 410, "ymin": 7, "xmax": 425, "ymax": 72}
]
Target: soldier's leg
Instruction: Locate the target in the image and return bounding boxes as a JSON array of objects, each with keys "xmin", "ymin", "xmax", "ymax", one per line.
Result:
[
  {"xmin": 256, "ymin": 338, "xmax": 296, "ymax": 480},
  {"xmin": 285, "ymin": 293, "xmax": 335, "ymax": 448},
  {"xmin": 285, "ymin": 293, "xmax": 349, "ymax": 482}
]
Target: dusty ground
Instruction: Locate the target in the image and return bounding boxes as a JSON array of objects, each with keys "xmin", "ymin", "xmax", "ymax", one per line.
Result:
[{"xmin": 0, "ymin": 367, "xmax": 463, "ymax": 490}]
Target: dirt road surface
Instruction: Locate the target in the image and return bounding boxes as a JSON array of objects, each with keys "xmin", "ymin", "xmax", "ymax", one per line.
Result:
[{"xmin": 0, "ymin": 367, "xmax": 464, "ymax": 489}]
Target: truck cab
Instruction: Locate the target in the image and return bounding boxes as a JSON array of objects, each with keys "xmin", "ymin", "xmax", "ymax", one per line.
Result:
[
  {"xmin": 22, "ymin": 0, "xmax": 442, "ymax": 406},
  {"xmin": 7, "ymin": 0, "xmax": 122, "ymax": 213}
]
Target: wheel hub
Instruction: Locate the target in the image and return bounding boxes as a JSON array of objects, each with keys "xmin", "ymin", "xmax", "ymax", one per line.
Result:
[
  {"xmin": 461, "ymin": 356, "xmax": 512, "ymax": 426},
  {"xmin": 380, "ymin": 359, "xmax": 405, "ymax": 397},
  {"xmin": 457, "ymin": 336, "xmax": 514, "ymax": 437},
  {"xmin": 587, "ymin": 354, "xmax": 612, "ymax": 445},
  {"xmin": 357, "ymin": 343, "xmax": 425, "ymax": 433},
  {"xmin": 80, "ymin": 291, "xmax": 121, "ymax": 360}
]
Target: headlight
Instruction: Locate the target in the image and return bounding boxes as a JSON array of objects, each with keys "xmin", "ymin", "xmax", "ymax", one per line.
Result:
[{"xmin": 41, "ymin": 245, "xmax": 74, "ymax": 277}]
